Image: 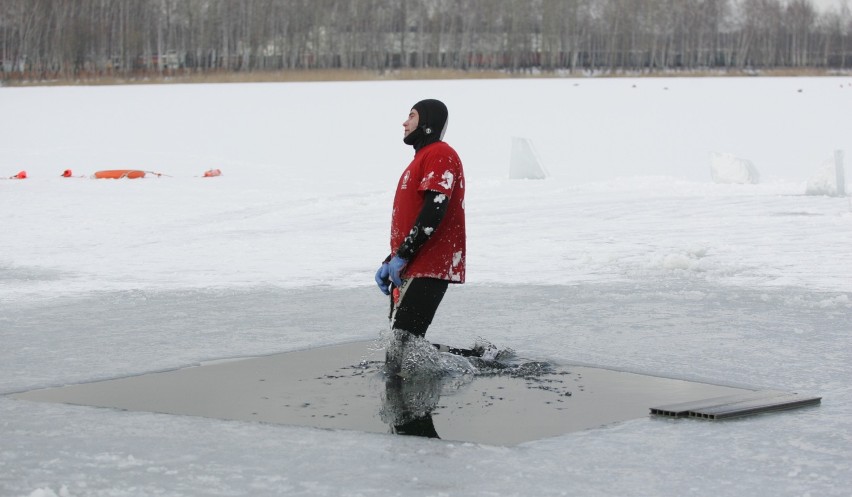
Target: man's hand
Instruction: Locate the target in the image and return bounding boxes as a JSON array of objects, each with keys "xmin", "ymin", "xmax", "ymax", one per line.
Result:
[
  {"xmin": 388, "ymin": 256, "xmax": 408, "ymax": 288},
  {"xmin": 375, "ymin": 263, "xmax": 391, "ymax": 295}
]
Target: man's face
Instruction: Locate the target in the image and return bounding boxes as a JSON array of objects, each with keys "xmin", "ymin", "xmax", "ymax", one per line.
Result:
[{"xmin": 403, "ymin": 109, "xmax": 419, "ymax": 138}]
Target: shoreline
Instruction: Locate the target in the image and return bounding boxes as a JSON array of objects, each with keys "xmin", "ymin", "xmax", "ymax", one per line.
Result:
[{"xmin": 4, "ymin": 67, "xmax": 851, "ymax": 88}]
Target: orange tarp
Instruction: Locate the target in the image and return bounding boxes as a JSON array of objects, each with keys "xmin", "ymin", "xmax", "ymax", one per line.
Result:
[{"xmin": 94, "ymin": 170, "xmax": 146, "ymax": 179}]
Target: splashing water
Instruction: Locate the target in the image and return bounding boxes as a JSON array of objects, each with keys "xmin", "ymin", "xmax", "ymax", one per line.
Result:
[
  {"xmin": 376, "ymin": 328, "xmax": 477, "ymax": 380},
  {"xmin": 374, "ymin": 329, "xmax": 546, "ymax": 382},
  {"xmin": 374, "ymin": 330, "xmax": 560, "ymax": 434},
  {"xmin": 375, "ymin": 329, "xmax": 479, "ymax": 430}
]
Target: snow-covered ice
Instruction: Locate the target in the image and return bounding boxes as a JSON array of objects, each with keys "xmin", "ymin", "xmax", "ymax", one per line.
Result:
[{"xmin": 2, "ymin": 76, "xmax": 851, "ymax": 496}]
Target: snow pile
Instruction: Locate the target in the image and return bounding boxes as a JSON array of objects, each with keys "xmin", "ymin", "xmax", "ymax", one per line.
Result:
[
  {"xmin": 806, "ymin": 154, "xmax": 846, "ymax": 196},
  {"xmin": 710, "ymin": 152, "xmax": 760, "ymax": 184},
  {"xmin": 509, "ymin": 137, "xmax": 548, "ymax": 179}
]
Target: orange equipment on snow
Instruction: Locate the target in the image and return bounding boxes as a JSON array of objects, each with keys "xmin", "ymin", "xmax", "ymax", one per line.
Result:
[
  {"xmin": 93, "ymin": 170, "xmax": 146, "ymax": 179},
  {"xmin": 203, "ymin": 168, "xmax": 222, "ymax": 177},
  {"xmin": 61, "ymin": 169, "xmax": 73, "ymax": 177},
  {"xmin": 11, "ymin": 170, "xmax": 27, "ymax": 179}
]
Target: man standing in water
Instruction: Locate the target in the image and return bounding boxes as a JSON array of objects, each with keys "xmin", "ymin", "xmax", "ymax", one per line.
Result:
[{"xmin": 375, "ymin": 99, "xmax": 466, "ymax": 375}]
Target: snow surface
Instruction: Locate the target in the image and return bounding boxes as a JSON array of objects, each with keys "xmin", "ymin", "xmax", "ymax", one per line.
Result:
[{"xmin": 2, "ymin": 77, "xmax": 852, "ymax": 496}]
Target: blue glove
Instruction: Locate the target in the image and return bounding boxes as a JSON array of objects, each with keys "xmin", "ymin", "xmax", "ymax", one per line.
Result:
[
  {"xmin": 388, "ymin": 256, "xmax": 408, "ymax": 288},
  {"xmin": 375, "ymin": 263, "xmax": 390, "ymax": 295}
]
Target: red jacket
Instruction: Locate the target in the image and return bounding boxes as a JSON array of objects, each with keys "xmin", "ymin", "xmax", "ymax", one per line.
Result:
[{"xmin": 391, "ymin": 141, "xmax": 466, "ymax": 283}]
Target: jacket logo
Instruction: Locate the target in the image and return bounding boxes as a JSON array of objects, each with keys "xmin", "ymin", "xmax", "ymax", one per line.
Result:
[{"xmin": 401, "ymin": 170, "xmax": 411, "ymax": 190}]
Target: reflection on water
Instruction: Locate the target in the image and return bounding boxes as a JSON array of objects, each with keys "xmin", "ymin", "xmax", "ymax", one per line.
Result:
[{"xmin": 381, "ymin": 376, "xmax": 443, "ymax": 438}]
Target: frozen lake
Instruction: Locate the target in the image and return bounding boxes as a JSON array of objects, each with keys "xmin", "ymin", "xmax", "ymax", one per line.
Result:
[{"xmin": 2, "ymin": 76, "xmax": 851, "ymax": 496}]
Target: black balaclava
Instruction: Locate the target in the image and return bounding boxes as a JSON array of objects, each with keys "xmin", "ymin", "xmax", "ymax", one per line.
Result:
[{"xmin": 403, "ymin": 99, "xmax": 449, "ymax": 151}]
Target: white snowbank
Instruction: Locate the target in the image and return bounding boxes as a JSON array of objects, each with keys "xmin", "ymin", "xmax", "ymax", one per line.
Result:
[
  {"xmin": 806, "ymin": 154, "xmax": 847, "ymax": 196},
  {"xmin": 710, "ymin": 152, "xmax": 760, "ymax": 184},
  {"xmin": 509, "ymin": 136, "xmax": 548, "ymax": 179}
]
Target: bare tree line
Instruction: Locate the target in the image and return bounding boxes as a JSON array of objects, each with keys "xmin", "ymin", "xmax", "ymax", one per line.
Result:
[{"xmin": 1, "ymin": 0, "xmax": 850, "ymax": 81}]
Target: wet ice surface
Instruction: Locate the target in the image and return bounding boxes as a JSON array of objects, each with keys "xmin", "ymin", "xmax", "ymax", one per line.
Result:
[
  {"xmin": 2, "ymin": 282, "xmax": 849, "ymax": 496},
  {"xmin": 6, "ymin": 281, "xmax": 844, "ymax": 396}
]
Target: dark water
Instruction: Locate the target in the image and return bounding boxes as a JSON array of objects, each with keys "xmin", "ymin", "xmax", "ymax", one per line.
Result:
[
  {"xmin": 12, "ymin": 340, "xmax": 752, "ymax": 445},
  {"xmin": 8, "ymin": 281, "xmax": 843, "ymax": 445}
]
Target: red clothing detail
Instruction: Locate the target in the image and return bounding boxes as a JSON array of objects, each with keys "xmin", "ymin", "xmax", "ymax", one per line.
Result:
[{"xmin": 391, "ymin": 141, "xmax": 466, "ymax": 283}]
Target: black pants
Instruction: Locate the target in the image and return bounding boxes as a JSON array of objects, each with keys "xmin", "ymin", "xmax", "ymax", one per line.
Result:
[{"xmin": 389, "ymin": 278, "xmax": 449, "ymax": 338}]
